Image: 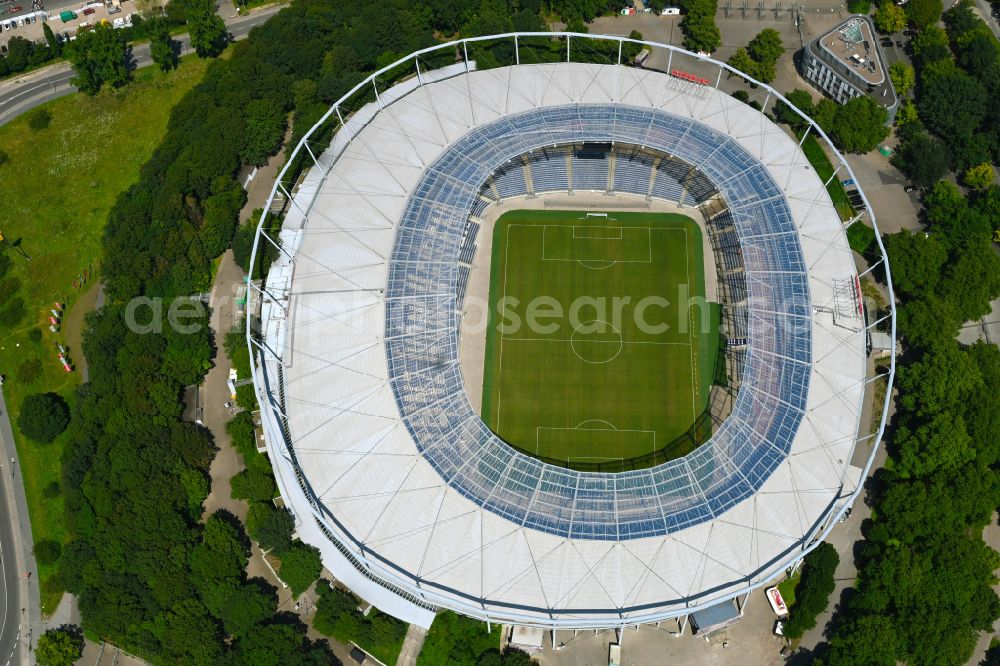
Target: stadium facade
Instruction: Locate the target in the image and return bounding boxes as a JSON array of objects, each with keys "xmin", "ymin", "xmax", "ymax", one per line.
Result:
[{"xmin": 246, "ymin": 33, "xmax": 896, "ymax": 633}]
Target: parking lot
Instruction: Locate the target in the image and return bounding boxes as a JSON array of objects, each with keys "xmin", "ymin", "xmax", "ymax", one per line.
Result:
[{"xmin": 0, "ymin": 0, "xmax": 139, "ymax": 50}]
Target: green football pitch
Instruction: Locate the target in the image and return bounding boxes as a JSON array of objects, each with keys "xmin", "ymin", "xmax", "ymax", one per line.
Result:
[{"xmin": 480, "ymin": 209, "xmax": 721, "ymax": 470}]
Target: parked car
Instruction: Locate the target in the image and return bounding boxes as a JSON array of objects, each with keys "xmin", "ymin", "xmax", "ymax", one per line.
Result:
[
  {"xmin": 10, "ymin": 5, "xmax": 21, "ymax": 11},
  {"xmin": 880, "ymin": 38, "xmax": 892, "ymax": 46},
  {"xmin": 82, "ymin": 6, "xmax": 95, "ymax": 14},
  {"xmin": 904, "ymin": 185, "xmax": 918, "ymax": 193},
  {"xmin": 896, "ymin": 39, "xmax": 903, "ymax": 47},
  {"xmin": 903, "ymin": 29, "xmax": 917, "ymax": 36}
]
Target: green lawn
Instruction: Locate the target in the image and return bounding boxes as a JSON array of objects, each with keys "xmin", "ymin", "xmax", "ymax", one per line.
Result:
[
  {"xmin": 800, "ymin": 133, "xmax": 854, "ymax": 221},
  {"xmin": 778, "ymin": 570, "xmax": 800, "ymax": 607},
  {"xmin": 481, "ymin": 210, "xmax": 720, "ymax": 471},
  {"xmin": 0, "ymin": 55, "xmax": 210, "ymax": 613}
]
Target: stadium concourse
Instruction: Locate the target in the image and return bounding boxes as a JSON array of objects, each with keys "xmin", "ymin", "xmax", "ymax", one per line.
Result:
[{"xmin": 247, "ymin": 34, "xmax": 893, "ymax": 636}]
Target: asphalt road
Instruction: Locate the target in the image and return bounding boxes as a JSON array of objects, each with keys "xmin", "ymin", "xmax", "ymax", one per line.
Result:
[
  {"xmin": 0, "ymin": 385, "xmax": 39, "ymax": 666},
  {"xmin": 0, "ymin": 6, "xmax": 281, "ymax": 126},
  {"xmin": 0, "ymin": 467, "xmax": 21, "ymax": 666}
]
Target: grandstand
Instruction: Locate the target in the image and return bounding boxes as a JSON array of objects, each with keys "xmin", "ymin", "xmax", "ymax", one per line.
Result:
[{"xmin": 246, "ymin": 34, "xmax": 895, "ymax": 636}]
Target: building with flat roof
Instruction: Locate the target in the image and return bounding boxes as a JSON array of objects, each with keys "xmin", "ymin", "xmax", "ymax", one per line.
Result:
[{"xmin": 801, "ymin": 15, "xmax": 899, "ymax": 123}]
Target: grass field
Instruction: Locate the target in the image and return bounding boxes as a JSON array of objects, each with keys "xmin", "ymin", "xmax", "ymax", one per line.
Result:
[
  {"xmin": 481, "ymin": 210, "xmax": 721, "ymax": 470},
  {"xmin": 800, "ymin": 133, "xmax": 854, "ymax": 221},
  {"xmin": 0, "ymin": 55, "xmax": 210, "ymax": 612}
]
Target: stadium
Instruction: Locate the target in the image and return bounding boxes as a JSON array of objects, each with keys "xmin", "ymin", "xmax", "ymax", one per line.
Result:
[{"xmin": 246, "ymin": 33, "xmax": 896, "ymax": 634}]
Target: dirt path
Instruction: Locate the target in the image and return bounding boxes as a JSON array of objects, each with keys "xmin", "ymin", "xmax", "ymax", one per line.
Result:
[{"xmin": 61, "ymin": 281, "xmax": 103, "ymax": 381}]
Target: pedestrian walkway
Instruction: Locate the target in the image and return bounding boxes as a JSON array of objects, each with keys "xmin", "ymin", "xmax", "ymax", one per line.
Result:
[{"xmin": 396, "ymin": 625, "xmax": 428, "ymax": 666}]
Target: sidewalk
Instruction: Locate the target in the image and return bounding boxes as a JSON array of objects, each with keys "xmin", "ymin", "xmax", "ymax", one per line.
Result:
[{"xmin": 396, "ymin": 625, "xmax": 428, "ymax": 666}]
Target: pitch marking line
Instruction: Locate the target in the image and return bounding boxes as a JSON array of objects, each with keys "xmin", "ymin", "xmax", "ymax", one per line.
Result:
[
  {"xmin": 501, "ymin": 336, "xmax": 690, "ymax": 346},
  {"xmin": 572, "ymin": 225, "xmax": 623, "ymax": 240},
  {"xmin": 528, "ymin": 223, "xmax": 672, "ymax": 265},
  {"xmin": 535, "ymin": 425, "xmax": 657, "ymax": 456}
]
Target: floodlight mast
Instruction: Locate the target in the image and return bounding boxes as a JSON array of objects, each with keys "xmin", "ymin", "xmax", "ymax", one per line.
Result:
[{"xmin": 244, "ymin": 32, "xmax": 895, "ymax": 630}]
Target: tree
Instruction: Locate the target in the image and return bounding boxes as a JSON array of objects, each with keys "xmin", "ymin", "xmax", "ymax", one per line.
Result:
[
  {"xmin": 889, "ymin": 61, "xmax": 915, "ymax": 97},
  {"xmin": 874, "ymin": 2, "xmax": 907, "ymax": 33},
  {"xmin": 28, "ymin": 108, "xmax": 52, "ymax": 131},
  {"xmin": 783, "ymin": 542, "xmax": 839, "ymax": 638},
  {"xmin": 246, "ymin": 503, "xmax": 294, "ymax": 553},
  {"xmin": 242, "ymin": 98, "xmax": 287, "ymax": 167},
  {"xmin": 34, "ymin": 539, "xmax": 62, "ymax": 565},
  {"xmin": 831, "ymin": 96, "xmax": 889, "ymax": 153},
  {"xmin": 500, "ymin": 648, "xmax": 534, "ymax": 666},
  {"xmin": 278, "ymin": 543, "xmax": 322, "ymax": 596},
  {"xmin": 201, "ymin": 176, "xmax": 246, "ymax": 256},
  {"xmin": 149, "ymin": 18, "xmax": 179, "ymax": 72},
  {"xmin": 963, "ymin": 163, "xmax": 995, "ymax": 190},
  {"xmin": 919, "ymin": 72, "xmax": 988, "ymax": 141},
  {"xmin": 228, "ymin": 620, "xmax": 333, "ymax": 665},
  {"xmin": 64, "ymin": 23, "xmax": 130, "ymax": 96},
  {"xmin": 891, "ymin": 131, "xmax": 951, "ymax": 188},
  {"xmin": 822, "ymin": 614, "xmax": 902, "ymax": 666},
  {"xmin": 726, "ymin": 48, "xmax": 757, "ymax": 78},
  {"xmin": 227, "ymin": 411, "xmax": 258, "ymax": 457},
  {"xmin": 747, "ymin": 28, "xmax": 784, "ymax": 64},
  {"xmin": 811, "ymin": 98, "xmax": 838, "ymax": 133},
  {"xmin": 42, "ymin": 22, "xmax": 61, "ymax": 58},
  {"xmin": 219, "ymin": 579, "xmax": 276, "ymax": 638},
  {"xmin": 728, "ymin": 29, "xmax": 783, "ymax": 83},
  {"xmin": 898, "ymin": 295, "xmax": 962, "ymax": 348},
  {"xmin": 894, "ymin": 99, "xmax": 918, "ymax": 126},
  {"xmin": 911, "ymin": 25, "xmax": 951, "ymax": 67},
  {"xmin": 4, "ymin": 37, "xmax": 36, "ymax": 72},
  {"xmin": 906, "ymin": 0, "xmax": 943, "ymax": 29},
  {"xmin": 35, "ymin": 625, "xmax": 84, "ymax": 666},
  {"xmin": 230, "ymin": 468, "xmax": 277, "ymax": 502},
  {"xmin": 774, "ymin": 89, "xmax": 814, "ymax": 126},
  {"xmin": 187, "ymin": 0, "xmax": 228, "ymax": 58},
  {"xmin": 897, "ymin": 343, "xmax": 982, "ymax": 417},
  {"xmin": 17, "ymin": 392, "xmax": 70, "ymax": 443},
  {"xmin": 417, "ymin": 611, "xmax": 501, "ymax": 666},
  {"xmin": 189, "ymin": 511, "xmax": 250, "ymax": 613},
  {"xmin": 895, "ymin": 412, "xmax": 976, "ymax": 478},
  {"xmin": 679, "ymin": 0, "xmax": 721, "ymax": 54},
  {"xmin": 883, "ymin": 230, "xmax": 949, "ymax": 299}
]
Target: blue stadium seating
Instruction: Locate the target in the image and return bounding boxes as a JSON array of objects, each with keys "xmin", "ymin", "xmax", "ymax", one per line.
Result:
[{"xmin": 381, "ymin": 103, "xmax": 810, "ymax": 541}]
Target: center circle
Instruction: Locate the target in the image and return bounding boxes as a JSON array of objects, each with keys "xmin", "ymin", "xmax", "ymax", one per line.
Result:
[{"xmin": 569, "ymin": 319, "xmax": 624, "ymax": 364}]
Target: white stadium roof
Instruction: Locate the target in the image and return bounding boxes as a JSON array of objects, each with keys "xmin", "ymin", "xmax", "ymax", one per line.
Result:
[{"xmin": 249, "ymin": 35, "xmax": 893, "ymax": 630}]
